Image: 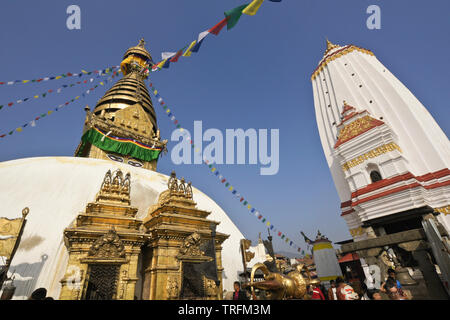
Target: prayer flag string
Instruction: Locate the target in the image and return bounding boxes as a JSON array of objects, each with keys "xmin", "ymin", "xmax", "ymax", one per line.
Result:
[
  {"xmin": 0, "ymin": 65, "xmax": 119, "ymax": 87},
  {"xmin": 148, "ymin": 79, "xmax": 304, "ymax": 254},
  {"xmin": 0, "ymin": 68, "xmax": 120, "ymax": 112},
  {"xmin": 0, "ymin": 73, "xmax": 118, "ymax": 139},
  {"xmin": 141, "ymin": 1, "xmax": 282, "ymax": 73}
]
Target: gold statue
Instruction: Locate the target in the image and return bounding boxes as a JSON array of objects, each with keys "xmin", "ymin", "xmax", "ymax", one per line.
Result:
[{"xmin": 245, "ymin": 263, "xmax": 320, "ymax": 300}]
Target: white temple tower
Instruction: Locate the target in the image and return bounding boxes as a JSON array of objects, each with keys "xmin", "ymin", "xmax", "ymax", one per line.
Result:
[{"xmin": 311, "ymin": 40, "xmax": 450, "ymax": 241}]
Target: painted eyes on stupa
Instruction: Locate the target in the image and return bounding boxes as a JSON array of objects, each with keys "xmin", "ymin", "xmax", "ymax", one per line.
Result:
[
  {"xmin": 127, "ymin": 159, "xmax": 143, "ymax": 168},
  {"xmin": 107, "ymin": 154, "xmax": 124, "ymax": 163},
  {"xmin": 107, "ymin": 153, "xmax": 143, "ymax": 167}
]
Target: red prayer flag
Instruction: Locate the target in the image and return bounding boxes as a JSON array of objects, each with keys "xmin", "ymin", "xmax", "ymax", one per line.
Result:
[
  {"xmin": 170, "ymin": 50, "xmax": 183, "ymax": 62},
  {"xmin": 8, "ymin": 102, "xmax": 13, "ymax": 106},
  {"xmin": 209, "ymin": 17, "xmax": 229, "ymax": 36}
]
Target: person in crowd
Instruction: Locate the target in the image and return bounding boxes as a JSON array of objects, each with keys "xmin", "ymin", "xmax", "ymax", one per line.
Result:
[
  {"xmin": 359, "ymin": 282, "xmax": 370, "ymax": 300},
  {"xmin": 232, "ymin": 281, "xmax": 248, "ymax": 300},
  {"xmin": 381, "ymin": 268, "xmax": 407, "ymax": 300},
  {"xmin": 327, "ymin": 280, "xmax": 338, "ymax": 300},
  {"xmin": 336, "ymin": 277, "xmax": 359, "ymax": 300},
  {"xmin": 319, "ymin": 283, "xmax": 328, "ymax": 300},
  {"xmin": 28, "ymin": 288, "xmax": 47, "ymax": 300},
  {"xmin": 371, "ymin": 290, "xmax": 383, "ymax": 300},
  {"xmin": 311, "ymin": 284, "xmax": 325, "ymax": 300}
]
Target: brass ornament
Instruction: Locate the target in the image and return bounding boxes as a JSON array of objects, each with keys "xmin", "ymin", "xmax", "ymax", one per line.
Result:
[
  {"xmin": 341, "ymin": 142, "xmax": 402, "ymax": 171},
  {"xmin": 435, "ymin": 205, "xmax": 450, "ymax": 215},
  {"xmin": 246, "ymin": 263, "xmax": 320, "ymax": 300},
  {"xmin": 166, "ymin": 276, "xmax": 180, "ymax": 299},
  {"xmin": 88, "ymin": 228, "xmax": 126, "ymax": 259},
  {"xmin": 178, "ymin": 232, "xmax": 205, "ymax": 258}
]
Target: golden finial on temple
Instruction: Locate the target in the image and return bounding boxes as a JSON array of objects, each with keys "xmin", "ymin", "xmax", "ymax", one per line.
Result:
[
  {"xmin": 138, "ymin": 38, "xmax": 146, "ymax": 48},
  {"xmin": 324, "ymin": 38, "xmax": 340, "ymax": 56}
]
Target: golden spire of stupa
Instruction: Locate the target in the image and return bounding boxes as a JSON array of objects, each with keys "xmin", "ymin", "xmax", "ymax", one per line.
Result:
[{"xmin": 75, "ymin": 39, "xmax": 166, "ymax": 172}]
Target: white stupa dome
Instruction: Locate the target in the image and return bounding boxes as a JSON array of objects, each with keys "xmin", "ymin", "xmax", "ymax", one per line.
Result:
[{"xmin": 0, "ymin": 156, "xmax": 245, "ymax": 299}]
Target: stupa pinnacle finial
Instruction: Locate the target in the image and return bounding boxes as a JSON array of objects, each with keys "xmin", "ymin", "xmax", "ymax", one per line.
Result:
[
  {"xmin": 138, "ymin": 38, "xmax": 146, "ymax": 48},
  {"xmin": 324, "ymin": 38, "xmax": 340, "ymax": 56}
]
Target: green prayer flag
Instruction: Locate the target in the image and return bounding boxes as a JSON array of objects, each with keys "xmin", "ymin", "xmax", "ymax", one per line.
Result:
[{"xmin": 224, "ymin": 4, "xmax": 249, "ymax": 30}]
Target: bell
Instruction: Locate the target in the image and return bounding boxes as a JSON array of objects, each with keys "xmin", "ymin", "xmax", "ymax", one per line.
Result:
[{"xmin": 395, "ymin": 266, "xmax": 417, "ymax": 286}]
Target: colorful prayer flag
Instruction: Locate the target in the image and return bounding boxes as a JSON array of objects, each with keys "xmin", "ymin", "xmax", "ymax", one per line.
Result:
[
  {"xmin": 243, "ymin": 0, "xmax": 264, "ymax": 16},
  {"xmin": 209, "ymin": 17, "xmax": 229, "ymax": 35},
  {"xmin": 225, "ymin": 4, "xmax": 249, "ymax": 30},
  {"xmin": 161, "ymin": 52, "xmax": 177, "ymax": 60},
  {"xmin": 170, "ymin": 50, "xmax": 184, "ymax": 62},
  {"xmin": 183, "ymin": 41, "xmax": 197, "ymax": 57},
  {"xmin": 191, "ymin": 30, "xmax": 210, "ymax": 53}
]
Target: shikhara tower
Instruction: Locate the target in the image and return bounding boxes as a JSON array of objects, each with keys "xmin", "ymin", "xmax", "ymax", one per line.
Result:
[
  {"xmin": 311, "ymin": 40, "xmax": 450, "ymax": 240},
  {"xmin": 75, "ymin": 39, "xmax": 166, "ymax": 171}
]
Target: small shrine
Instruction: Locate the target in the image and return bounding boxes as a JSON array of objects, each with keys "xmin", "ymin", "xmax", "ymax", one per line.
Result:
[
  {"xmin": 59, "ymin": 169, "xmax": 146, "ymax": 300},
  {"xmin": 141, "ymin": 171, "xmax": 229, "ymax": 300}
]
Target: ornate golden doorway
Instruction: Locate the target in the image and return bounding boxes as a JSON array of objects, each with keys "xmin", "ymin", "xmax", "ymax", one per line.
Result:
[{"xmin": 84, "ymin": 264, "xmax": 120, "ymax": 300}]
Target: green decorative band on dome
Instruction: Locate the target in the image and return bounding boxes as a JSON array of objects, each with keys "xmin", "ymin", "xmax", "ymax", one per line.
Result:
[{"xmin": 79, "ymin": 127, "xmax": 161, "ymax": 162}]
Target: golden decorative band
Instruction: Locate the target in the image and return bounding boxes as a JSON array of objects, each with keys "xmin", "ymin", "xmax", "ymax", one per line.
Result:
[
  {"xmin": 311, "ymin": 45, "xmax": 375, "ymax": 81},
  {"xmin": 341, "ymin": 142, "xmax": 402, "ymax": 171},
  {"xmin": 435, "ymin": 206, "xmax": 450, "ymax": 215},
  {"xmin": 349, "ymin": 227, "xmax": 364, "ymax": 237}
]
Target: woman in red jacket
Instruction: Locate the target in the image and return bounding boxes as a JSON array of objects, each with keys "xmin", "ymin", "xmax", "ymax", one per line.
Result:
[{"xmin": 311, "ymin": 284, "xmax": 326, "ymax": 300}]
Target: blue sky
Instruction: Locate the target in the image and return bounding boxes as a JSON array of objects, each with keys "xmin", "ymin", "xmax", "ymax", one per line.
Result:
[{"xmin": 0, "ymin": 0, "xmax": 449, "ymax": 255}]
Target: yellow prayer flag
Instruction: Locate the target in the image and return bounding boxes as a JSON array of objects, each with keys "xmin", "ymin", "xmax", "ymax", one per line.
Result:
[
  {"xmin": 16, "ymin": 127, "xmax": 22, "ymax": 132},
  {"xmin": 243, "ymin": 0, "xmax": 264, "ymax": 16},
  {"xmin": 22, "ymin": 80, "xmax": 29, "ymax": 83},
  {"xmin": 157, "ymin": 59, "xmax": 167, "ymax": 69},
  {"xmin": 0, "ymin": 217, "xmax": 23, "ymax": 236},
  {"xmin": 0, "ymin": 237, "xmax": 17, "ymax": 257},
  {"xmin": 34, "ymin": 95, "xmax": 39, "ymax": 99},
  {"xmin": 55, "ymin": 76, "xmax": 62, "ymax": 79},
  {"xmin": 182, "ymin": 40, "xmax": 197, "ymax": 57},
  {"xmin": 47, "ymin": 110, "xmax": 53, "ymax": 115},
  {"xmin": 100, "ymin": 82, "xmax": 104, "ymax": 85},
  {"xmin": 75, "ymin": 96, "xmax": 80, "ymax": 100},
  {"xmin": 81, "ymin": 70, "xmax": 88, "ymax": 74}
]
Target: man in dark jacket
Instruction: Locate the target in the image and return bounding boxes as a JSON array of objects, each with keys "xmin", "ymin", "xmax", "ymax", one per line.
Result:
[{"xmin": 233, "ymin": 281, "xmax": 248, "ymax": 300}]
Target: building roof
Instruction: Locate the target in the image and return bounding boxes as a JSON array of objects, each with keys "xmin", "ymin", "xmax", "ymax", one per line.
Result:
[{"xmin": 338, "ymin": 253, "xmax": 360, "ymax": 263}]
